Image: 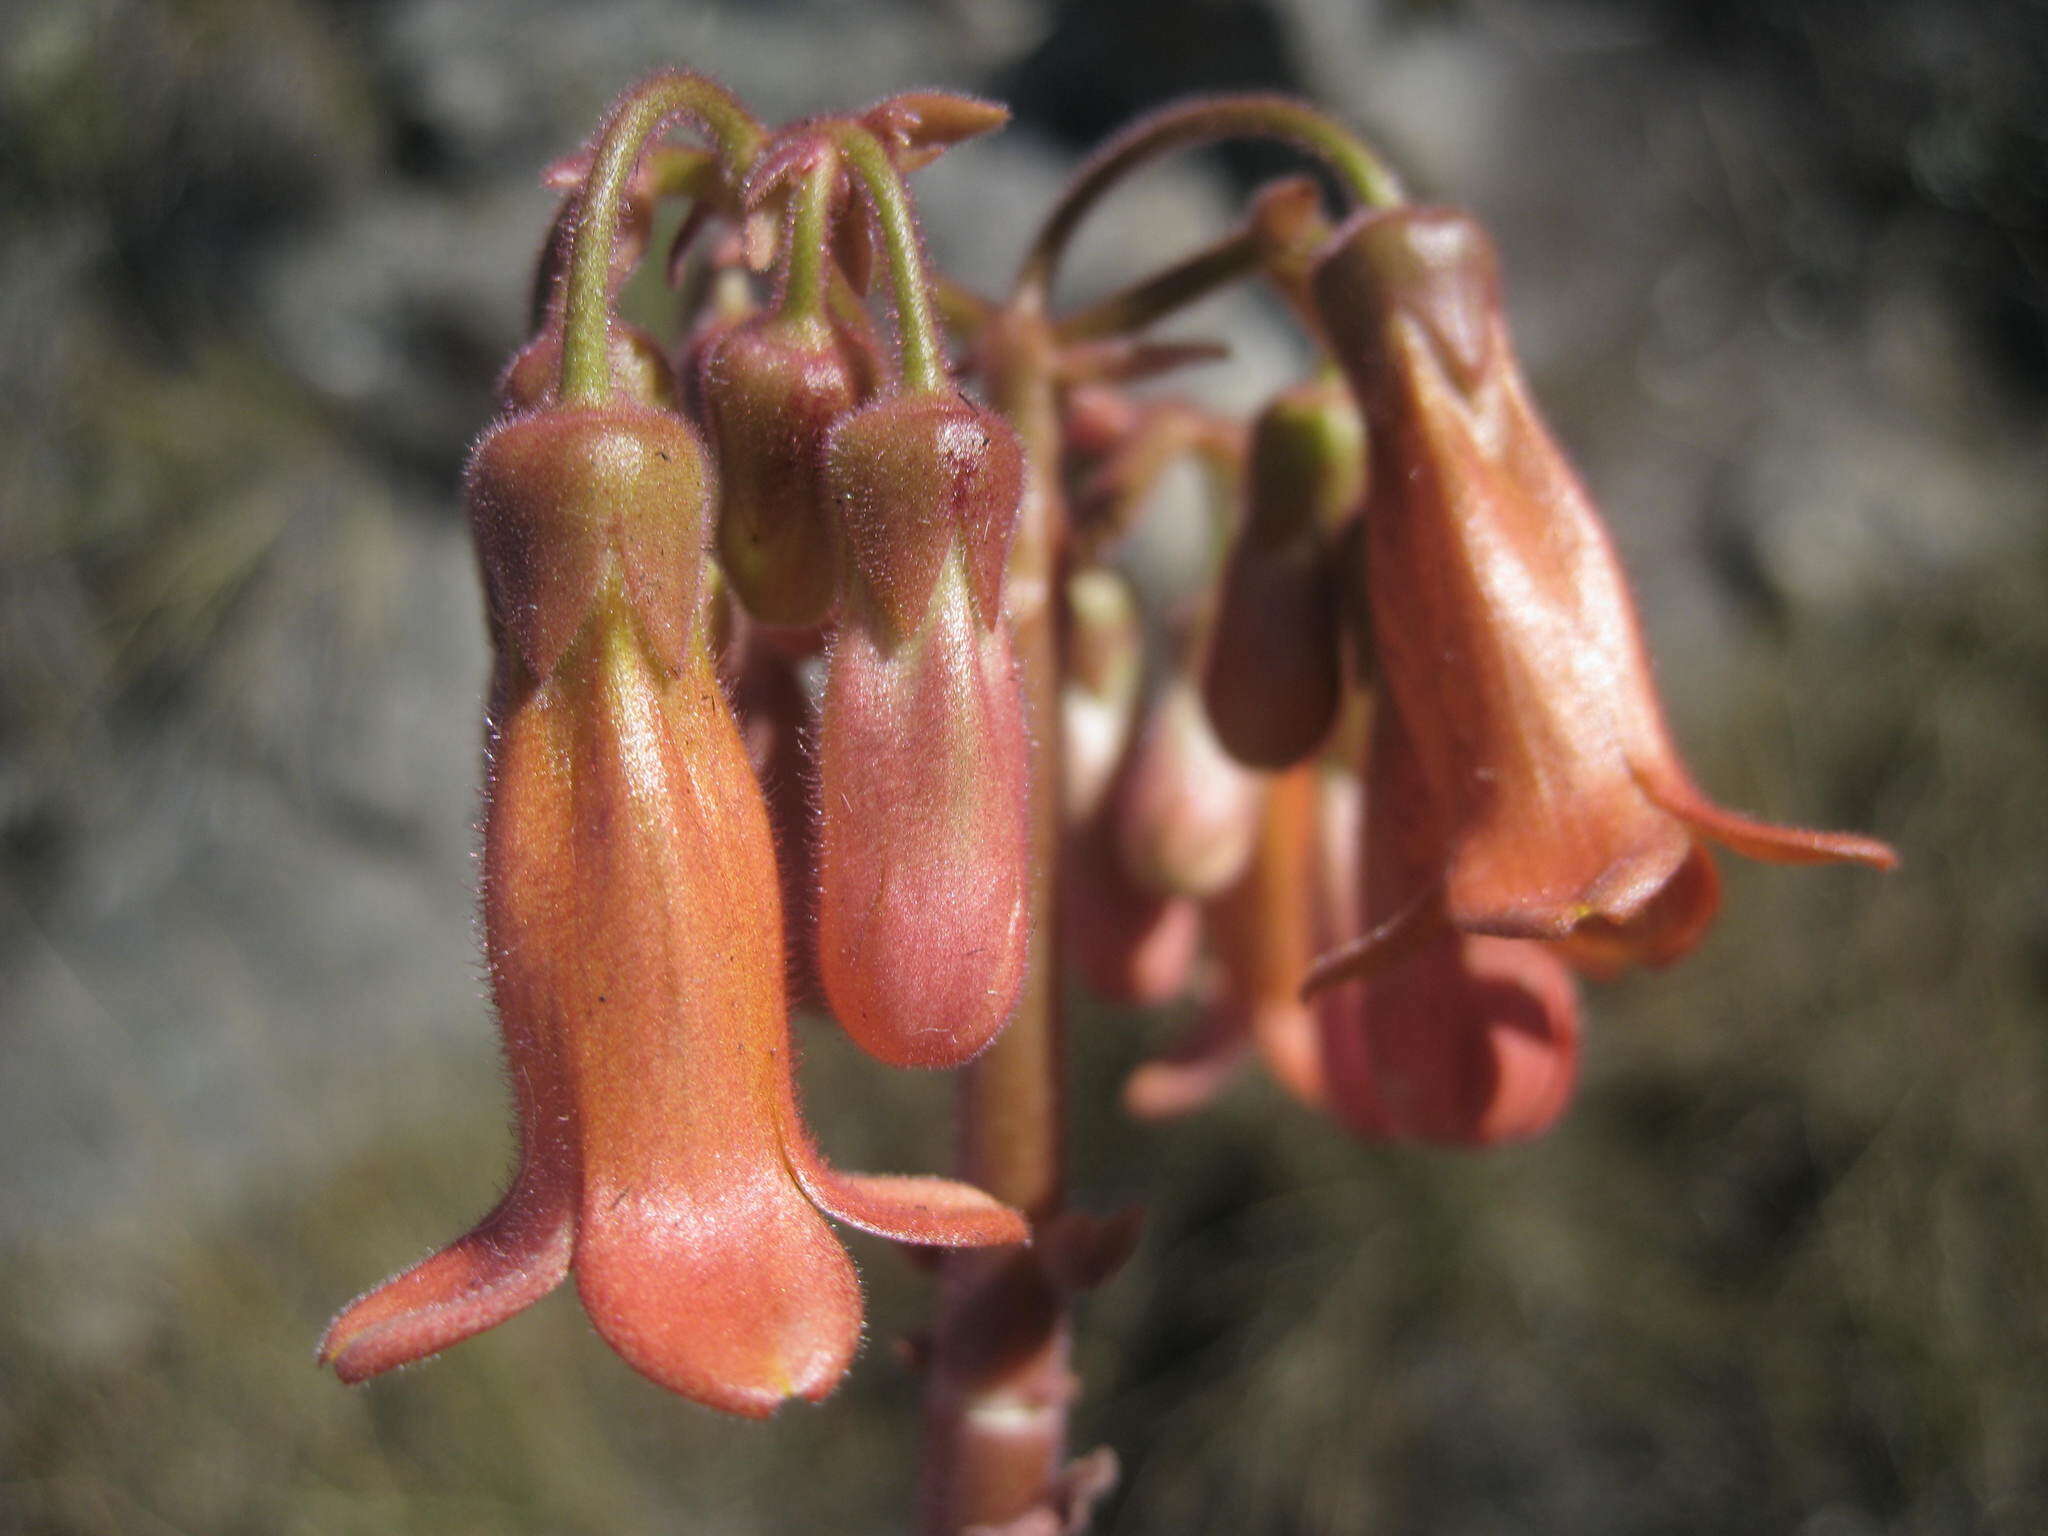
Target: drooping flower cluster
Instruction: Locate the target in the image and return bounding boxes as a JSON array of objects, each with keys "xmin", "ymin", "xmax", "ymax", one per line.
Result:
[
  {"xmin": 1098, "ymin": 204, "xmax": 1894, "ymax": 1142},
  {"xmin": 322, "ymin": 71, "xmax": 1897, "ymax": 1447},
  {"xmin": 320, "ymin": 76, "xmax": 1037, "ymax": 1417}
]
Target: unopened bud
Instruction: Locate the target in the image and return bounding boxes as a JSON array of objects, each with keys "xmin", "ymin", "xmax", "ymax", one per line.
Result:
[
  {"xmin": 1064, "ymin": 811, "xmax": 1201, "ymax": 1009},
  {"xmin": 699, "ymin": 315, "xmax": 878, "ymax": 625},
  {"xmin": 861, "ymin": 90, "xmax": 1012, "ymax": 172},
  {"xmin": 1201, "ymin": 379, "xmax": 1361, "ymax": 768},
  {"xmin": 496, "ymin": 322, "xmax": 677, "ymax": 415},
  {"xmin": 1062, "ymin": 568, "xmax": 1144, "ymax": 826}
]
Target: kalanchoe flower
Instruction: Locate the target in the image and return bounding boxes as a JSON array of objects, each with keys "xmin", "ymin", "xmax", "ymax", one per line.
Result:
[
  {"xmin": 1307, "ymin": 206, "xmax": 1896, "ymax": 982},
  {"xmin": 813, "ymin": 391, "xmax": 1033, "ymax": 1068},
  {"xmin": 1315, "ymin": 701, "xmax": 1581, "ymax": 1145},
  {"xmin": 1119, "ymin": 743, "xmax": 1575, "ymax": 1145},
  {"xmin": 319, "ymin": 400, "xmax": 1024, "ymax": 1416}
]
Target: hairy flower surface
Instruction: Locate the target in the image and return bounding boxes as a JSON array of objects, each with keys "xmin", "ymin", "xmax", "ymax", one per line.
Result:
[
  {"xmin": 1310, "ymin": 206, "xmax": 1895, "ymax": 978},
  {"xmin": 319, "ymin": 404, "xmax": 1023, "ymax": 1416},
  {"xmin": 814, "ymin": 566, "xmax": 1031, "ymax": 1068},
  {"xmin": 812, "ymin": 392, "xmax": 1033, "ymax": 1068}
]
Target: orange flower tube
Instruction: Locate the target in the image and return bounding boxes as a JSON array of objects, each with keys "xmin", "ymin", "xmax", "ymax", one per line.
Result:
[
  {"xmin": 1316, "ymin": 699, "xmax": 1581, "ymax": 1145},
  {"xmin": 318, "ymin": 403, "xmax": 1022, "ymax": 1416},
  {"xmin": 1308, "ymin": 206, "xmax": 1894, "ymax": 979}
]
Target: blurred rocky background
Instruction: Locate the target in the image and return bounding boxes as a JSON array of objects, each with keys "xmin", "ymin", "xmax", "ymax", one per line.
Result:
[{"xmin": 2, "ymin": 0, "xmax": 2043, "ymax": 1531}]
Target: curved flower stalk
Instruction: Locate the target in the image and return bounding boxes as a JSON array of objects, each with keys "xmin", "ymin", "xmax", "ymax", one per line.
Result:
[
  {"xmin": 807, "ymin": 124, "xmax": 1036, "ymax": 1070},
  {"xmin": 319, "ymin": 401, "xmax": 1023, "ymax": 1417},
  {"xmin": 698, "ymin": 148, "xmax": 881, "ymax": 626},
  {"xmin": 1306, "ymin": 205, "xmax": 1896, "ymax": 987}
]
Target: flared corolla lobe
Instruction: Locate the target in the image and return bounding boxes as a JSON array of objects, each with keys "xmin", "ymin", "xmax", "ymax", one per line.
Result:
[
  {"xmin": 321, "ymin": 405, "xmax": 1022, "ymax": 1416},
  {"xmin": 1309, "ymin": 206, "xmax": 1894, "ymax": 975}
]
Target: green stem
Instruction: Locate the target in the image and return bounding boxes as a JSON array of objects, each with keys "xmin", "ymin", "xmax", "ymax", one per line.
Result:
[
  {"xmin": 1013, "ymin": 93, "xmax": 1402, "ymax": 309},
  {"xmin": 774, "ymin": 151, "xmax": 836, "ymax": 326},
  {"xmin": 1052, "ymin": 222, "xmax": 1267, "ymax": 344},
  {"xmin": 559, "ymin": 71, "xmax": 761, "ymax": 406},
  {"xmin": 830, "ymin": 123, "xmax": 947, "ymax": 393}
]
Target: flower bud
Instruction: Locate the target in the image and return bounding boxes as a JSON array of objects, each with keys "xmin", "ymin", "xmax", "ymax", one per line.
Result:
[
  {"xmin": 1202, "ymin": 379, "xmax": 1361, "ymax": 768},
  {"xmin": 814, "ymin": 566, "xmax": 1031, "ymax": 1067},
  {"xmin": 464, "ymin": 402, "xmax": 712, "ymax": 682},
  {"xmin": 496, "ymin": 322, "xmax": 678, "ymax": 414},
  {"xmin": 1123, "ymin": 765, "xmax": 1325, "ymax": 1119},
  {"xmin": 860, "ymin": 90, "xmax": 1011, "ymax": 172},
  {"xmin": 824, "ymin": 391, "xmax": 1026, "ymax": 639},
  {"xmin": 699, "ymin": 314, "xmax": 879, "ymax": 625},
  {"xmin": 1063, "ymin": 798, "xmax": 1201, "ymax": 1009}
]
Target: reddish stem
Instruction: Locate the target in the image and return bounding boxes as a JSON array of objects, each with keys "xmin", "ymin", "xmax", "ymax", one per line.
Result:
[{"xmin": 917, "ymin": 300, "xmax": 1075, "ymax": 1535}]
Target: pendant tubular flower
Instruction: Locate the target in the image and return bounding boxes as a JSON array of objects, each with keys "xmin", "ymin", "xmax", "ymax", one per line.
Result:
[
  {"xmin": 814, "ymin": 567, "xmax": 1032, "ymax": 1068},
  {"xmin": 812, "ymin": 391, "xmax": 1033, "ymax": 1068},
  {"xmin": 1308, "ymin": 206, "xmax": 1895, "ymax": 978},
  {"xmin": 318, "ymin": 403, "xmax": 1023, "ymax": 1417},
  {"xmin": 1315, "ymin": 699, "xmax": 1581, "ymax": 1146}
]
